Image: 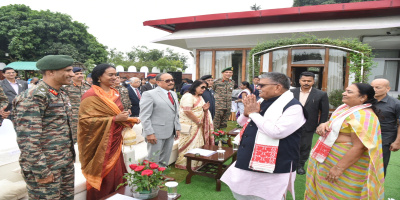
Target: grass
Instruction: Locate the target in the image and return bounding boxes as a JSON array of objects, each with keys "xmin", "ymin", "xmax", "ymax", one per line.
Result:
[{"xmin": 165, "ymin": 121, "xmax": 400, "ymax": 200}]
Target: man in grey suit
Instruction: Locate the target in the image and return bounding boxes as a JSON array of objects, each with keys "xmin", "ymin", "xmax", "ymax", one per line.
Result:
[
  {"xmin": 0, "ymin": 67, "xmax": 28, "ymax": 120},
  {"xmin": 140, "ymin": 73, "xmax": 181, "ymax": 166},
  {"xmin": 291, "ymin": 71, "xmax": 329, "ymax": 175}
]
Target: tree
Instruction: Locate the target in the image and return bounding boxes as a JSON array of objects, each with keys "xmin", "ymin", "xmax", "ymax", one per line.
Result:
[
  {"xmin": 293, "ymin": 0, "xmax": 373, "ymax": 7},
  {"xmin": 250, "ymin": 4, "xmax": 261, "ymax": 11},
  {"xmin": 107, "ymin": 46, "xmax": 188, "ymax": 72},
  {"xmin": 0, "ymin": 4, "xmax": 108, "ymax": 64}
]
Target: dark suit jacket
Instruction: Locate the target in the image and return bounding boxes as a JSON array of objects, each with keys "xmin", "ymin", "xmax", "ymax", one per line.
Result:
[
  {"xmin": 127, "ymin": 86, "xmax": 141, "ymax": 117},
  {"xmin": 141, "ymin": 83, "xmax": 157, "ymax": 93},
  {"xmin": 0, "ymin": 79, "xmax": 28, "ymax": 105},
  {"xmin": 291, "ymin": 87, "xmax": 329, "ymax": 133},
  {"xmin": 250, "ymin": 84, "xmax": 259, "ymax": 98},
  {"xmin": 202, "ymin": 89, "xmax": 215, "ymax": 119}
]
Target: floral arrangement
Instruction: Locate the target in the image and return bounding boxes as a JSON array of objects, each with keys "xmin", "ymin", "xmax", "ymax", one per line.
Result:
[
  {"xmin": 212, "ymin": 129, "xmax": 229, "ymax": 143},
  {"xmin": 118, "ymin": 159, "xmax": 167, "ymax": 193}
]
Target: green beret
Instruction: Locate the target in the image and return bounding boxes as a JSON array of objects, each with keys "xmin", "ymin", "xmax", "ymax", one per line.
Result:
[
  {"xmin": 36, "ymin": 55, "xmax": 74, "ymax": 70},
  {"xmin": 221, "ymin": 67, "xmax": 233, "ymax": 73}
]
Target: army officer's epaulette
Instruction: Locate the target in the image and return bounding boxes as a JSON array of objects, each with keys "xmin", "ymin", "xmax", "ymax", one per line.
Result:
[{"xmin": 32, "ymin": 84, "xmax": 49, "ymax": 98}]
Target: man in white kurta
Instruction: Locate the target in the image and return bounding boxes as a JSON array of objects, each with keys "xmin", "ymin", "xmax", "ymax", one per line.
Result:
[{"xmin": 221, "ymin": 72, "xmax": 306, "ymax": 200}]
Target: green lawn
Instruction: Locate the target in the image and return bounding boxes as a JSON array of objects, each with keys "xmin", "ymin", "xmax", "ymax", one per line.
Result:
[{"xmin": 166, "ymin": 121, "xmax": 400, "ymax": 200}]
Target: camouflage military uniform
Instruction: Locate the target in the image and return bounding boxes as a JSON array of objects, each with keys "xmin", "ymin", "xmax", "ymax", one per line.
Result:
[
  {"xmin": 212, "ymin": 78, "xmax": 235, "ymax": 129},
  {"xmin": 13, "ymin": 81, "xmax": 75, "ymax": 200},
  {"xmin": 0, "ymin": 85, "xmax": 9, "ymax": 124},
  {"xmin": 63, "ymin": 81, "xmax": 91, "ymax": 143},
  {"xmin": 115, "ymin": 85, "xmax": 132, "ymax": 111}
]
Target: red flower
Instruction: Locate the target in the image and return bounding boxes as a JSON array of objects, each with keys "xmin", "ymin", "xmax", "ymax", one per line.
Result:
[
  {"xmin": 214, "ymin": 133, "xmax": 220, "ymax": 136},
  {"xmin": 141, "ymin": 169, "xmax": 154, "ymax": 176},
  {"xmin": 158, "ymin": 167, "xmax": 166, "ymax": 172},
  {"xmin": 150, "ymin": 163, "xmax": 159, "ymax": 169},
  {"xmin": 129, "ymin": 164, "xmax": 138, "ymax": 170},
  {"xmin": 143, "ymin": 160, "xmax": 150, "ymax": 165},
  {"xmin": 134, "ymin": 165, "xmax": 145, "ymax": 172},
  {"xmin": 218, "ymin": 130, "xmax": 224, "ymax": 134}
]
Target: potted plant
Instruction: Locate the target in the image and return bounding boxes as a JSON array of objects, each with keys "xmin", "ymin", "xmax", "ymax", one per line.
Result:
[
  {"xmin": 212, "ymin": 130, "xmax": 229, "ymax": 149},
  {"xmin": 328, "ymin": 89, "xmax": 345, "ymax": 108},
  {"xmin": 118, "ymin": 160, "xmax": 167, "ymax": 199}
]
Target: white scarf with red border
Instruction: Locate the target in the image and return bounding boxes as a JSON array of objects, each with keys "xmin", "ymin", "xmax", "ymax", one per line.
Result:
[
  {"xmin": 239, "ymin": 90, "xmax": 294, "ymax": 173},
  {"xmin": 310, "ymin": 103, "xmax": 371, "ymax": 163}
]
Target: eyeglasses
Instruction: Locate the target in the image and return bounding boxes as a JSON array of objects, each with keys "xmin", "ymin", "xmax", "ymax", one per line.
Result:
[
  {"xmin": 200, "ymin": 86, "xmax": 207, "ymax": 89},
  {"xmin": 5, "ymin": 72, "xmax": 16, "ymax": 74},
  {"xmin": 160, "ymin": 79, "xmax": 175, "ymax": 83},
  {"xmin": 257, "ymin": 83, "xmax": 278, "ymax": 89}
]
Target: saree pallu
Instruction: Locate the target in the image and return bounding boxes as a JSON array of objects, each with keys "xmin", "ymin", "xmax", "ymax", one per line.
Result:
[
  {"xmin": 305, "ymin": 108, "xmax": 384, "ymax": 200},
  {"xmin": 175, "ymin": 93, "xmax": 214, "ymax": 169},
  {"xmin": 77, "ymin": 86, "xmax": 137, "ymax": 199}
]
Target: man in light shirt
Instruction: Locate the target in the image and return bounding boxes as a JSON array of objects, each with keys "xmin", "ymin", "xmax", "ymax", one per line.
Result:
[
  {"xmin": 290, "ymin": 71, "xmax": 329, "ymax": 175},
  {"xmin": 0, "ymin": 67, "xmax": 28, "ymax": 120}
]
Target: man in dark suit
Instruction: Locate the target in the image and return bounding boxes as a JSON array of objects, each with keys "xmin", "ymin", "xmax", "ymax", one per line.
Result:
[
  {"xmin": 200, "ymin": 75, "xmax": 215, "ymax": 119},
  {"xmin": 141, "ymin": 74, "xmax": 157, "ymax": 93},
  {"xmin": 250, "ymin": 76, "xmax": 260, "ymax": 100},
  {"xmin": 291, "ymin": 71, "xmax": 329, "ymax": 175},
  {"xmin": 127, "ymin": 77, "xmax": 142, "ymax": 117},
  {"xmin": 0, "ymin": 67, "xmax": 28, "ymax": 120}
]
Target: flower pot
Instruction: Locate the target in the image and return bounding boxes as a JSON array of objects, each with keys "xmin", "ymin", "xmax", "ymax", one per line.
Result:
[{"xmin": 131, "ymin": 187, "xmax": 159, "ymax": 199}]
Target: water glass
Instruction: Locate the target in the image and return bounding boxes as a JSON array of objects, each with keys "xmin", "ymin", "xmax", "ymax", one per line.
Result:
[
  {"xmin": 217, "ymin": 150, "xmax": 225, "ymax": 160},
  {"xmin": 165, "ymin": 181, "xmax": 178, "ymax": 199},
  {"xmin": 232, "ymin": 143, "xmax": 238, "ymax": 151}
]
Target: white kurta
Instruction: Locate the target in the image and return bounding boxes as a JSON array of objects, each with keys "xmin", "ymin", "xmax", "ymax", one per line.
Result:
[{"xmin": 221, "ymin": 105, "xmax": 306, "ymax": 200}]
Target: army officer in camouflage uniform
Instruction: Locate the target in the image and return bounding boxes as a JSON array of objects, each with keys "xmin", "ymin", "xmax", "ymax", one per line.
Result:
[
  {"xmin": 114, "ymin": 73, "xmax": 132, "ymax": 114},
  {"xmin": 13, "ymin": 55, "xmax": 76, "ymax": 200},
  {"xmin": 213, "ymin": 67, "xmax": 235, "ymax": 129},
  {"xmin": 0, "ymin": 85, "xmax": 10, "ymax": 125},
  {"xmin": 63, "ymin": 67, "xmax": 91, "ymax": 143}
]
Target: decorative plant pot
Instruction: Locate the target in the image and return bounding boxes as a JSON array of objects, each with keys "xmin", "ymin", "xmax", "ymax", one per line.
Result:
[
  {"xmin": 131, "ymin": 187, "xmax": 159, "ymax": 199},
  {"xmin": 218, "ymin": 140, "xmax": 223, "ymax": 150}
]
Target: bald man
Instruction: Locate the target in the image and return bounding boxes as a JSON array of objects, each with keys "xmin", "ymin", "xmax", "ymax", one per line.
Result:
[{"xmin": 371, "ymin": 78, "xmax": 400, "ymax": 176}]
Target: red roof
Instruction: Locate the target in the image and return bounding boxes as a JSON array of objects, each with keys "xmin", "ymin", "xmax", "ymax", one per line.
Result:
[{"xmin": 143, "ymin": 0, "xmax": 400, "ymax": 33}]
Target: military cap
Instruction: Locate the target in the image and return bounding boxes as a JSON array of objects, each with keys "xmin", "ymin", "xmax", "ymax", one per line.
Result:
[
  {"xmin": 73, "ymin": 67, "xmax": 82, "ymax": 73},
  {"xmin": 36, "ymin": 55, "xmax": 74, "ymax": 70},
  {"xmin": 221, "ymin": 67, "xmax": 233, "ymax": 73},
  {"xmin": 147, "ymin": 74, "xmax": 156, "ymax": 79},
  {"xmin": 200, "ymin": 75, "xmax": 213, "ymax": 80}
]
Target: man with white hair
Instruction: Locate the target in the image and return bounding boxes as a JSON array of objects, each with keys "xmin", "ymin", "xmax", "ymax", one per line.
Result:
[
  {"xmin": 221, "ymin": 72, "xmax": 307, "ymax": 200},
  {"xmin": 371, "ymin": 78, "xmax": 400, "ymax": 176},
  {"xmin": 127, "ymin": 77, "xmax": 142, "ymax": 117}
]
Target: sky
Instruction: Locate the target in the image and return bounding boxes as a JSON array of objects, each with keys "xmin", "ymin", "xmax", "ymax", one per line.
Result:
[{"xmin": 1, "ymin": 0, "xmax": 294, "ymax": 71}]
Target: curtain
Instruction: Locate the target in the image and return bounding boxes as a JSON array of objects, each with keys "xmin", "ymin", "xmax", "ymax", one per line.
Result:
[
  {"xmin": 215, "ymin": 51, "xmax": 234, "ymax": 79},
  {"xmin": 199, "ymin": 51, "xmax": 212, "ymax": 78},
  {"xmin": 327, "ymin": 49, "xmax": 347, "ymax": 95},
  {"xmin": 272, "ymin": 50, "xmax": 288, "ymax": 74}
]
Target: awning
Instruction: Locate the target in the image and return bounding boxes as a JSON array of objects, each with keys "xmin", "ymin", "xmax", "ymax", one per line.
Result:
[{"xmin": 6, "ymin": 62, "xmax": 38, "ymax": 71}]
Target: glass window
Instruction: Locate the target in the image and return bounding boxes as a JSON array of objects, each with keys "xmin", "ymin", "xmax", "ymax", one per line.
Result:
[
  {"xmin": 215, "ymin": 51, "xmax": 242, "ymax": 84},
  {"xmin": 368, "ymin": 60, "xmax": 400, "ymax": 91},
  {"xmin": 272, "ymin": 50, "xmax": 288, "ymax": 74},
  {"xmin": 327, "ymin": 49, "xmax": 347, "ymax": 94},
  {"xmin": 199, "ymin": 51, "xmax": 212, "ymax": 78},
  {"xmin": 292, "ymin": 49, "xmax": 325, "ymax": 64},
  {"xmin": 372, "ymin": 50, "xmax": 400, "ymax": 58}
]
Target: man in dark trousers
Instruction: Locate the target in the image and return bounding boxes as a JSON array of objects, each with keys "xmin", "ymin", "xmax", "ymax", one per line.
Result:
[
  {"xmin": 371, "ymin": 78, "xmax": 400, "ymax": 176},
  {"xmin": 127, "ymin": 77, "xmax": 142, "ymax": 117},
  {"xmin": 200, "ymin": 75, "xmax": 215, "ymax": 119},
  {"xmin": 291, "ymin": 71, "xmax": 329, "ymax": 175},
  {"xmin": 141, "ymin": 74, "xmax": 157, "ymax": 93}
]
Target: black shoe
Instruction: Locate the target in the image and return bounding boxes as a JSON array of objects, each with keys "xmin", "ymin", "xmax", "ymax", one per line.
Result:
[{"xmin": 297, "ymin": 167, "xmax": 306, "ymax": 175}]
